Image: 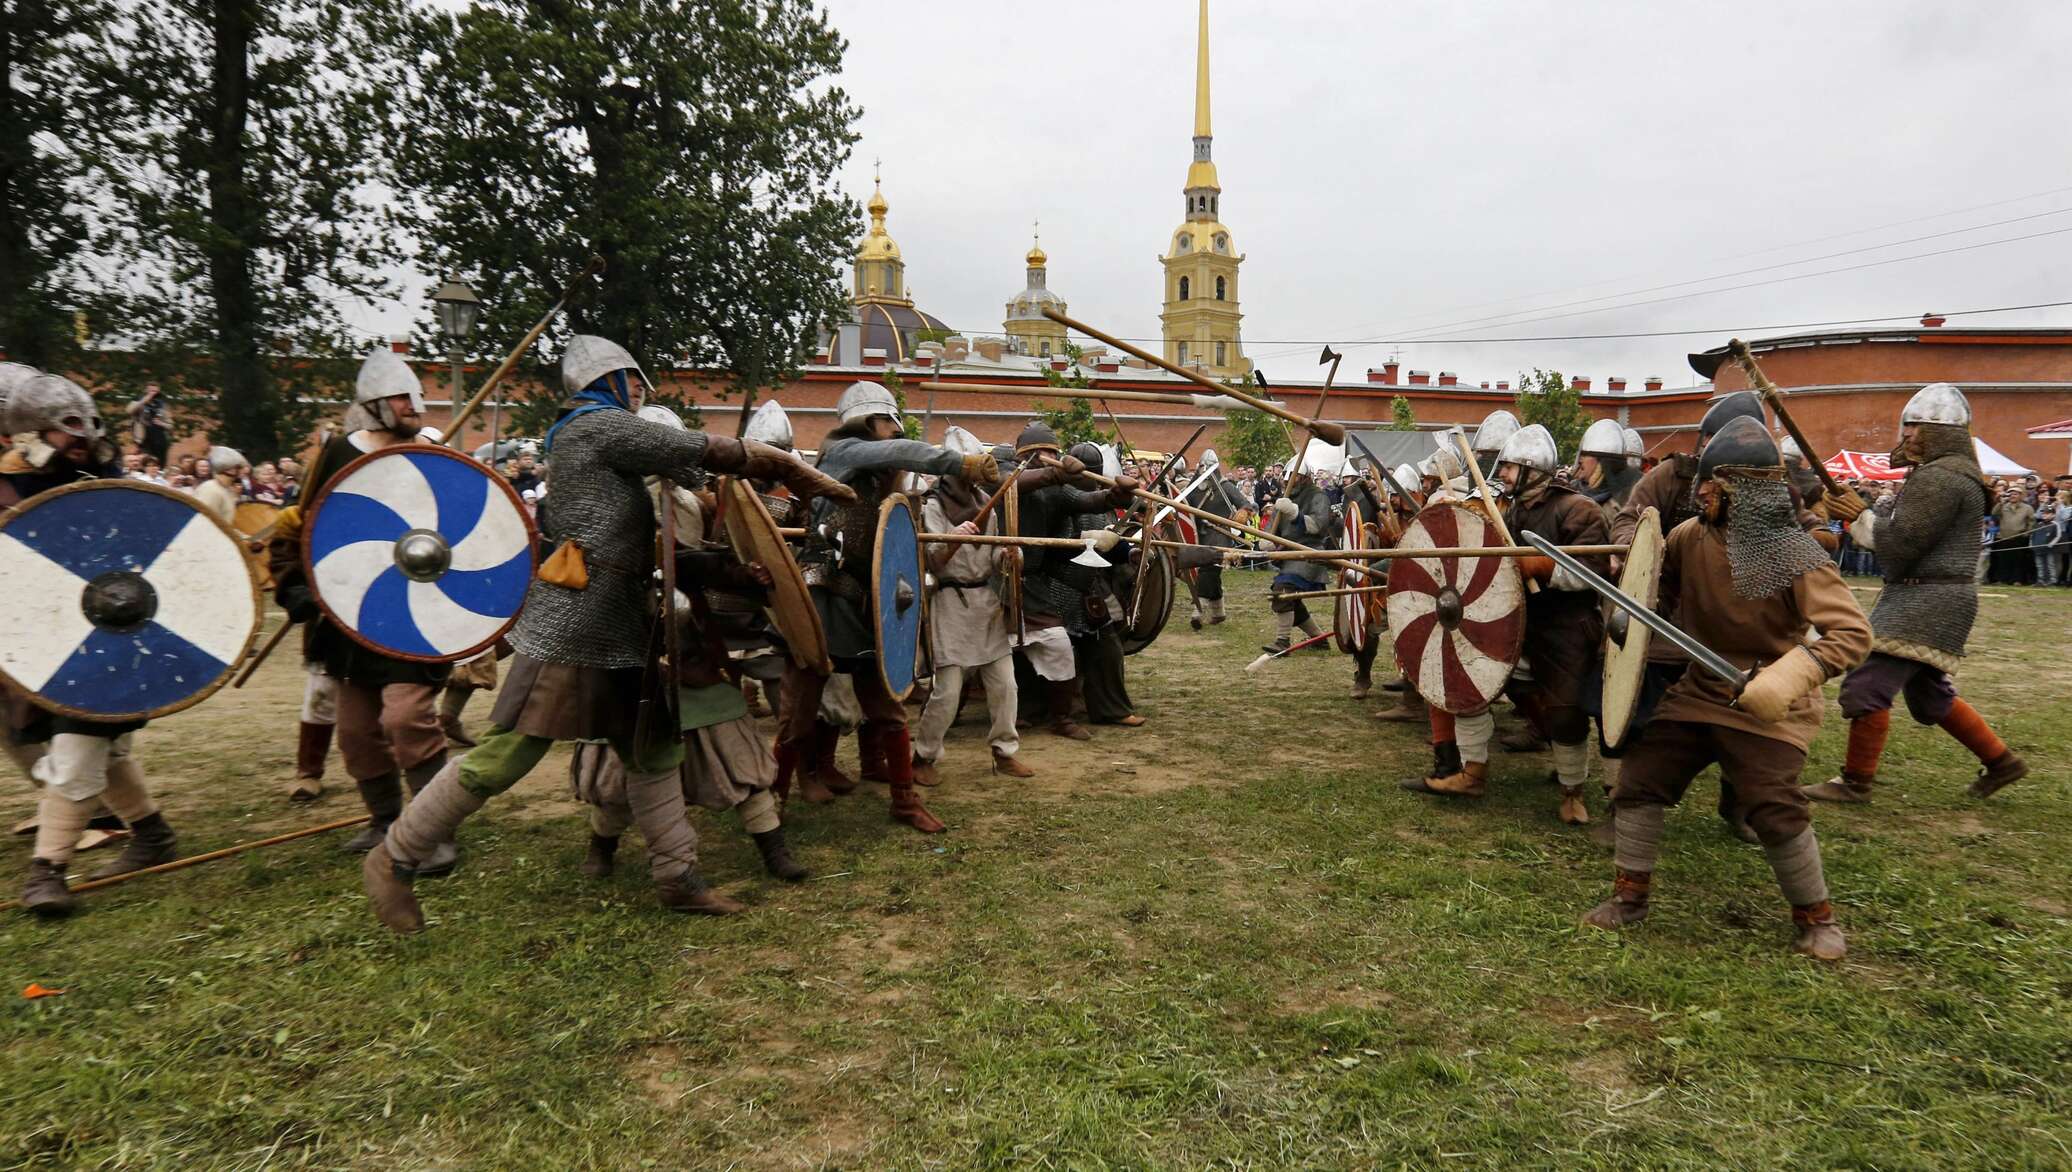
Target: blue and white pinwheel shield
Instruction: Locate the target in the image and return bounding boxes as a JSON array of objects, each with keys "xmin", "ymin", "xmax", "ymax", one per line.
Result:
[
  {"xmin": 0, "ymin": 481, "xmax": 259, "ymax": 720},
  {"xmin": 304, "ymin": 445, "xmax": 536, "ymax": 662}
]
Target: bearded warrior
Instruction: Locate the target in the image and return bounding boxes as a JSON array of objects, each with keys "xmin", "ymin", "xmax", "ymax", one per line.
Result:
[
  {"xmin": 362, "ymin": 336, "xmax": 849, "ymax": 932},
  {"xmin": 6, "ymin": 375, "xmax": 181, "ymax": 916},
  {"xmin": 1808, "ymin": 383, "xmax": 2027, "ymax": 804},
  {"xmin": 1584, "ymin": 416, "xmax": 1871, "ymax": 959}
]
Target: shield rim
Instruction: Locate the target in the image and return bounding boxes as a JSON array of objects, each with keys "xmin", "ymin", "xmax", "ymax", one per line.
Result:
[
  {"xmin": 1334, "ymin": 498, "xmax": 1369, "ymax": 653},
  {"xmin": 1598, "ymin": 506, "xmax": 1663, "ymax": 749},
  {"xmin": 0, "ymin": 478, "xmax": 261, "ymax": 722},
  {"xmin": 1001, "ymin": 481, "xmax": 1023, "ymax": 638},
  {"xmin": 1383, "ymin": 503, "xmax": 1525, "ymax": 714},
  {"xmin": 721, "ymin": 478, "xmax": 831, "ymax": 675},
  {"xmin": 872, "ymin": 493, "xmax": 924, "ymax": 702},
  {"xmin": 301, "ymin": 442, "xmax": 538, "ymax": 665},
  {"xmin": 1120, "ymin": 546, "xmax": 1176, "ymax": 656}
]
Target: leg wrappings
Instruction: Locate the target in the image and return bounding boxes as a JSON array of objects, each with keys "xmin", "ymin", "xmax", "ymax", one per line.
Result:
[
  {"xmin": 1938, "ymin": 700, "xmax": 2009, "ymax": 765},
  {"xmin": 624, "ymin": 765, "xmax": 698, "ymax": 882},
  {"xmin": 384, "ymin": 761, "xmax": 486, "ymax": 869},
  {"xmin": 1551, "ymin": 739, "xmax": 1590, "ymax": 789},
  {"xmin": 1613, "ymin": 803, "xmax": 1666, "ymax": 875},
  {"xmin": 1455, "ymin": 710, "xmax": 1496, "ymax": 765},
  {"xmin": 1843, "ymin": 710, "xmax": 1891, "ymax": 781},
  {"xmin": 1763, "ymin": 828, "xmax": 1830, "ymax": 908}
]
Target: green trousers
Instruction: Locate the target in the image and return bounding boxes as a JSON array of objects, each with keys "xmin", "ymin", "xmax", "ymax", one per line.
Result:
[{"xmin": 457, "ymin": 725, "xmax": 683, "ymax": 799}]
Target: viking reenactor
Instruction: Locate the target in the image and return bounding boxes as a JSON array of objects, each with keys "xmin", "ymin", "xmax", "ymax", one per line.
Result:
[
  {"xmin": 1495, "ymin": 425, "xmax": 1612, "ymax": 825},
  {"xmin": 438, "ymin": 651, "xmax": 498, "ymax": 748},
  {"xmin": 1469, "ymin": 409, "xmax": 1520, "ymax": 478},
  {"xmin": 269, "ymin": 348, "xmax": 457, "ymax": 868},
  {"xmin": 1576, "ymin": 419, "xmax": 1641, "ymax": 526},
  {"xmin": 913, "ymin": 426, "xmax": 1035, "ymax": 782},
  {"xmin": 1262, "ymin": 462, "xmax": 1335, "ymax": 655},
  {"xmin": 1182, "ymin": 448, "xmax": 1247, "ymax": 629},
  {"xmin": 1009, "ymin": 423, "xmax": 1137, "ymax": 740},
  {"xmin": 568, "ymin": 403, "xmax": 806, "ymax": 885},
  {"xmin": 361, "ymin": 336, "xmax": 850, "ymax": 933},
  {"xmin": 1336, "ymin": 468, "xmax": 1390, "ymax": 700},
  {"xmin": 1583, "ymin": 416, "xmax": 1871, "ymax": 959},
  {"xmin": 1065, "ymin": 442, "xmax": 1147, "ymax": 728},
  {"xmin": 1777, "ymin": 435, "xmax": 1841, "ymax": 553},
  {"xmin": 1397, "ymin": 442, "xmax": 1497, "ymax": 785},
  {"xmin": 1808, "ymin": 384, "xmax": 2028, "ymax": 804},
  {"xmin": 770, "ymin": 381, "xmax": 998, "ymax": 834},
  {"xmin": 1364, "ymin": 463, "xmax": 1425, "ymax": 718},
  {"xmin": 6, "ymin": 375, "xmax": 182, "ymax": 917},
  {"xmin": 192, "ymin": 445, "xmax": 248, "ymax": 524}
]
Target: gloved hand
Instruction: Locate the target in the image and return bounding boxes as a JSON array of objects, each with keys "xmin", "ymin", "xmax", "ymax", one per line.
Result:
[
  {"xmin": 1112, "ymin": 473, "xmax": 1140, "ymax": 493},
  {"xmin": 1823, "ymin": 486, "xmax": 1868, "ymax": 523},
  {"xmin": 1848, "ymin": 508, "xmax": 1877, "ymax": 552},
  {"xmin": 1052, "ymin": 453, "xmax": 1087, "ymax": 477},
  {"xmin": 1516, "ymin": 555, "xmax": 1555, "ymax": 583},
  {"xmin": 1272, "ymin": 496, "xmax": 1299, "ymax": 521},
  {"xmin": 713, "ymin": 437, "xmax": 856, "ymax": 504},
  {"xmin": 279, "ymin": 585, "xmax": 321, "ymax": 625},
  {"xmin": 1087, "ymin": 528, "xmax": 1121, "ymax": 552},
  {"xmin": 959, "ymin": 452, "xmax": 1001, "ymax": 487},
  {"xmin": 1736, "ymin": 646, "xmax": 1828, "ymax": 722}
]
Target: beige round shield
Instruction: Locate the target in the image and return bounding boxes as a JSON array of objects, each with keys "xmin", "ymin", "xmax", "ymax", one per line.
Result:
[
  {"xmin": 721, "ymin": 478, "xmax": 831, "ymax": 675},
  {"xmin": 1599, "ymin": 506, "xmax": 1664, "ymax": 749}
]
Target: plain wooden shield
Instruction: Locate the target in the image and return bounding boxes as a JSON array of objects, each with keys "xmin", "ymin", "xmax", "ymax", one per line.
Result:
[
  {"xmin": 721, "ymin": 478, "xmax": 830, "ymax": 675},
  {"xmin": 1598, "ymin": 506, "xmax": 1663, "ymax": 749},
  {"xmin": 1120, "ymin": 546, "xmax": 1175, "ymax": 656},
  {"xmin": 1001, "ymin": 480, "xmax": 1023, "ymax": 635},
  {"xmin": 872, "ymin": 494, "xmax": 926, "ymax": 701},
  {"xmin": 233, "ymin": 501, "xmax": 280, "ymax": 587},
  {"xmin": 1333, "ymin": 499, "xmax": 1372, "ymax": 653},
  {"xmin": 1384, "ymin": 504, "xmax": 1525, "ymax": 714}
]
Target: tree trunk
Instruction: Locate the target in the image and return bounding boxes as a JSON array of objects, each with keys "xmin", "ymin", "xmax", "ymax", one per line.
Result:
[
  {"xmin": 0, "ymin": 5, "xmax": 51, "ymax": 366},
  {"xmin": 204, "ymin": 0, "xmax": 276, "ymax": 455}
]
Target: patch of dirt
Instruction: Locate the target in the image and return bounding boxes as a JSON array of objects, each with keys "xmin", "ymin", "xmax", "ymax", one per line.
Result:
[
  {"xmin": 1565, "ymin": 1049, "xmax": 1638, "ymax": 1096},
  {"xmin": 2023, "ymin": 895, "xmax": 2069, "ymax": 918},
  {"xmin": 1273, "ymin": 982, "xmax": 1396, "ymax": 1016}
]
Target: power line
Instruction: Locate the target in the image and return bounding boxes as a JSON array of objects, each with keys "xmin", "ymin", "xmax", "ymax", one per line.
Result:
[{"xmin": 1308, "ymin": 298, "xmax": 2072, "ymax": 346}]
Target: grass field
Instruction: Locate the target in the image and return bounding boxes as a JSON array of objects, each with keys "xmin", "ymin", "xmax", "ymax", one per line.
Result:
[{"xmin": 3, "ymin": 571, "xmax": 2068, "ymax": 1169}]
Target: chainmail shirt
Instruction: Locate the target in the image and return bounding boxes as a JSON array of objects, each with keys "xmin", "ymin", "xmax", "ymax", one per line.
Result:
[
  {"xmin": 1723, "ymin": 477, "xmax": 1832, "ymax": 600},
  {"xmin": 1864, "ymin": 447, "xmax": 1989, "ymax": 664}
]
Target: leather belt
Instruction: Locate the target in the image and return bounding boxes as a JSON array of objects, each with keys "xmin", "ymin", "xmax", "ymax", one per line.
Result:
[{"xmin": 1884, "ymin": 576, "xmax": 1973, "ymax": 586}]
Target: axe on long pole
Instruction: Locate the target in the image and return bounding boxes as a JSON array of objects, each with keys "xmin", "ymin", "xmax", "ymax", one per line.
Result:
[{"xmin": 1727, "ymin": 338, "xmax": 1846, "ymax": 498}]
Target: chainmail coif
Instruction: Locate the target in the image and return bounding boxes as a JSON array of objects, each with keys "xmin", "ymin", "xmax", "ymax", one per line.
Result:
[{"xmin": 1722, "ymin": 476, "xmax": 1830, "ymax": 600}]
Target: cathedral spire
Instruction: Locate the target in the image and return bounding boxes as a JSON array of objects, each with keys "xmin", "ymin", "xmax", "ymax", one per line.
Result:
[{"xmin": 1194, "ymin": 0, "xmax": 1211, "ymax": 140}]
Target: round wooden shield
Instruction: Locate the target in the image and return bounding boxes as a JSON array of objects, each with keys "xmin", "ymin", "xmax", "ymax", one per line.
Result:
[
  {"xmin": 1334, "ymin": 499, "xmax": 1374, "ymax": 653},
  {"xmin": 1385, "ymin": 503, "xmax": 1525, "ymax": 714},
  {"xmin": 302, "ymin": 444, "xmax": 536, "ymax": 663},
  {"xmin": 721, "ymin": 478, "xmax": 830, "ymax": 675},
  {"xmin": 233, "ymin": 501, "xmax": 279, "ymax": 588},
  {"xmin": 1599, "ymin": 506, "xmax": 1664, "ymax": 749},
  {"xmin": 1120, "ymin": 546, "xmax": 1175, "ymax": 656},
  {"xmin": 1001, "ymin": 480, "xmax": 1023, "ymax": 634},
  {"xmin": 0, "ymin": 480, "xmax": 260, "ymax": 721},
  {"xmin": 872, "ymin": 494, "xmax": 925, "ymax": 701}
]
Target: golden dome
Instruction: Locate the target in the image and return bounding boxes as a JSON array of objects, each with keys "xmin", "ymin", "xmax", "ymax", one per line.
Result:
[
  {"xmin": 1165, "ymin": 220, "xmax": 1235, "ymax": 259},
  {"xmin": 1185, "ymin": 159, "xmax": 1220, "ymax": 192},
  {"xmin": 1026, "ymin": 243, "xmax": 1047, "ymax": 267},
  {"xmin": 856, "ymin": 178, "xmax": 901, "ymax": 263}
]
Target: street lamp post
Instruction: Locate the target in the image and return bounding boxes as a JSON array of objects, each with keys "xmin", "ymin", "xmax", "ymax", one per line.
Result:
[{"xmin": 432, "ymin": 276, "xmax": 482, "ymax": 453}]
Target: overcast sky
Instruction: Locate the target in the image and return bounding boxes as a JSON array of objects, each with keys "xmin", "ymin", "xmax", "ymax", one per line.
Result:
[{"xmin": 808, "ymin": 0, "xmax": 2072, "ymax": 388}]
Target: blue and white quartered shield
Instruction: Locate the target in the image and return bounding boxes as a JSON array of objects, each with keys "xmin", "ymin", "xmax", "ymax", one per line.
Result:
[
  {"xmin": 0, "ymin": 480, "xmax": 260, "ymax": 720},
  {"xmin": 303, "ymin": 444, "xmax": 536, "ymax": 663},
  {"xmin": 871, "ymin": 494, "xmax": 924, "ymax": 701}
]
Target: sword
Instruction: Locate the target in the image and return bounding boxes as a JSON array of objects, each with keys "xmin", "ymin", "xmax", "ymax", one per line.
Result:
[
  {"xmin": 1517, "ymin": 529, "xmax": 1748, "ymax": 690},
  {"xmin": 1346, "ymin": 432, "xmax": 1417, "ymax": 508}
]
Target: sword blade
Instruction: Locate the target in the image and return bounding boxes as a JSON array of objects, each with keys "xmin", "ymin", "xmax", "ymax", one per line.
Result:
[{"xmin": 1517, "ymin": 529, "xmax": 1748, "ymax": 689}]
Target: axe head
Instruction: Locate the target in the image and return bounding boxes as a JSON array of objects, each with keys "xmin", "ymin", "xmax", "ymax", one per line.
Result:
[
  {"xmin": 1070, "ymin": 534, "xmax": 1111, "ymax": 569},
  {"xmin": 1318, "ymin": 346, "xmax": 1341, "ymax": 366},
  {"xmin": 1252, "ymin": 370, "xmax": 1270, "ymax": 390}
]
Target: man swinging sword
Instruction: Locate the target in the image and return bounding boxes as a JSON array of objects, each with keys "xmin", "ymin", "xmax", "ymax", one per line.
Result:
[
  {"xmin": 1807, "ymin": 383, "xmax": 2027, "ymax": 804},
  {"xmin": 1553, "ymin": 416, "xmax": 1872, "ymax": 959}
]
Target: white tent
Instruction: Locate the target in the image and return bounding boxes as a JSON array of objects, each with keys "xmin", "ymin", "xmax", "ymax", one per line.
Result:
[
  {"xmin": 1973, "ymin": 437, "xmax": 2033, "ymax": 478},
  {"xmin": 1297, "ymin": 436, "xmax": 1351, "ymax": 478}
]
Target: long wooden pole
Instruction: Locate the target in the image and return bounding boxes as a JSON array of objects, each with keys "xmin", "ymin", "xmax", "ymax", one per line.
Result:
[
  {"xmin": 915, "ymin": 380, "xmax": 1264, "ymax": 411},
  {"xmin": 1727, "ymin": 337, "xmax": 1844, "ymax": 496},
  {"xmin": 0, "ymin": 816, "xmax": 371, "ymax": 911},
  {"xmin": 1451, "ymin": 427, "xmax": 1537, "ymax": 595},
  {"xmin": 1038, "ymin": 308, "xmax": 1348, "ymax": 443},
  {"xmin": 233, "ymin": 618, "xmax": 294, "ymax": 688},
  {"xmin": 1137, "ymin": 537, "xmax": 1628, "ymax": 561},
  {"xmin": 1276, "ymin": 583, "xmax": 1390, "ymax": 601},
  {"xmin": 438, "ymin": 255, "xmax": 606, "ymax": 449}
]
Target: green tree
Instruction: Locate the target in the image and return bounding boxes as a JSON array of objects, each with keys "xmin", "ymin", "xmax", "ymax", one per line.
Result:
[
  {"xmin": 1389, "ymin": 395, "xmax": 1416, "ymax": 431},
  {"xmin": 1514, "ymin": 367, "xmax": 1590, "ymax": 462},
  {"xmin": 1034, "ymin": 342, "xmax": 1111, "ymax": 449},
  {"xmin": 404, "ymin": 0, "xmax": 860, "ymax": 437},
  {"xmin": 1219, "ymin": 407, "xmax": 1291, "ymax": 474},
  {"xmin": 881, "ymin": 367, "xmax": 922, "ymax": 440},
  {"xmin": 80, "ymin": 0, "xmax": 412, "ymax": 457}
]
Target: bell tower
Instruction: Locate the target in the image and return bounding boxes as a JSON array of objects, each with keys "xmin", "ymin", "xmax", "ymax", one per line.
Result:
[{"xmin": 1159, "ymin": 0, "xmax": 1249, "ymax": 379}]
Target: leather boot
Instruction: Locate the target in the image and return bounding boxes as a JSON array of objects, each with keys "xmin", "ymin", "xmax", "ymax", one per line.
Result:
[
  {"xmin": 1500, "ymin": 727, "xmax": 1549, "ymax": 753},
  {"xmin": 361, "ymin": 844, "xmax": 423, "ymax": 934},
  {"xmin": 1804, "ymin": 775, "xmax": 1874, "ymax": 804},
  {"xmin": 1045, "ymin": 680, "xmax": 1092, "ymax": 741},
  {"xmin": 342, "ymin": 774, "xmax": 403, "ymax": 853},
  {"xmin": 21, "ymin": 857, "xmax": 74, "ymax": 919},
  {"xmin": 1970, "ymin": 751, "xmax": 2028, "ymax": 799},
  {"xmin": 1791, "ymin": 901, "xmax": 1847, "ymax": 961},
  {"xmin": 580, "ymin": 833, "xmax": 618, "ymax": 878},
  {"xmin": 404, "ymin": 756, "xmax": 459, "ymax": 878},
  {"xmin": 1582, "ymin": 868, "xmax": 1651, "ymax": 930},
  {"xmin": 911, "ymin": 756, "xmax": 940, "ymax": 787},
  {"xmin": 1557, "ymin": 786, "xmax": 1590, "ymax": 826},
  {"xmin": 1400, "ymin": 741, "xmax": 1461, "ymax": 790},
  {"xmin": 771, "ymin": 738, "xmax": 801, "ymax": 804},
  {"xmin": 991, "ymin": 749, "xmax": 1035, "ymax": 778},
  {"xmin": 86, "ymin": 812, "xmax": 178, "ymax": 880},
  {"xmin": 1372, "ymin": 690, "xmax": 1422, "ymax": 722},
  {"xmin": 860, "ymin": 733, "xmax": 891, "ymax": 785},
  {"xmin": 1350, "ymin": 670, "xmax": 1372, "ymax": 700},
  {"xmin": 753, "ymin": 827, "xmax": 808, "ymax": 882},
  {"xmin": 290, "ymin": 721, "xmax": 330, "ymax": 801},
  {"xmin": 1401, "ymin": 755, "xmax": 1484, "ymax": 798},
  {"xmin": 1588, "ymin": 803, "xmax": 1619, "ymax": 847},
  {"xmin": 810, "ymin": 721, "xmax": 857, "ymax": 796},
  {"xmin": 654, "ymin": 871, "xmax": 745, "ymax": 915},
  {"xmin": 873, "ymin": 724, "xmax": 945, "ymax": 833}
]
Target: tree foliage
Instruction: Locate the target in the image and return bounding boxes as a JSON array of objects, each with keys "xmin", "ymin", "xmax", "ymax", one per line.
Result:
[
  {"xmin": 1389, "ymin": 395, "xmax": 1416, "ymax": 431},
  {"xmin": 1514, "ymin": 367, "xmax": 1590, "ymax": 462},
  {"xmin": 1035, "ymin": 342, "xmax": 1111, "ymax": 449},
  {"xmin": 403, "ymin": 0, "xmax": 861, "ymax": 435},
  {"xmin": 1219, "ymin": 407, "xmax": 1291, "ymax": 473}
]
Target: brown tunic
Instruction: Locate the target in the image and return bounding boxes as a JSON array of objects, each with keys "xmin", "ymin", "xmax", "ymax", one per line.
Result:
[
  {"xmin": 1506, "ymin": 485, "xmax": 1611, "ymax": 708},
  {"xmin": 1650, "ymin": 519, "xmax": 1872, "ymax": 751}
]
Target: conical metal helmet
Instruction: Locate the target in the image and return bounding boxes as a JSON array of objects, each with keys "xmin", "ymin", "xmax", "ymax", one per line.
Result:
[
  {"xmin": 1622, "ymin": 428, "xmax": 1644, "ymax": 459},
  {"xmin": 1393, "ymin": 464, "xmax": 1419, "ymax": 497},
  {"xmin": 560, "ymin": 335, "xmax": 648, "ymax": 402},
  {"xmin": 941, "ymin": 425, "xmax": 985, "ymax": 458},
  {"xmin": 1200, "ymin": 447, "xmax": 1220, "ymax": 473},
  {"xmin": 1471, "ymin": 410, "xmax": 1520, "ymax": 455},
  {"xmin": 744, "ymin": 399, "xmax": 793, "ymax": 448},
  {"xmin": 835, "ymin": 380, "xmax": 899, "ymax": 426},
  {"xmin": 0, "ymin": 362, "xmax": 40, "ymax": 429},
  {"xmin": 1429, "ymin": 440, "xmax": 1466, "ymax": 482},
  {"xmin": 1901, "ymin": 382, "xmax": 1970, "ymax": 427},
  {"xmin": 356, "ymin": 347, "xmax": 425, "ymax": 412},
  {"xmin": 9, "ymin": 374, "xmax": 100, "ymax": 439},
  {"xmin": 1698, "ymin": 414, "xmax": 1781, "ymax": 480},
  {"xmin": 1580, "ymin": 418, "xmax": 1626, "ymax": 458},
  {"xmin": 1778, "ymin": 432, "xmax": 1803, "ymax": 463},
  {"xmin": 1699, "ymin": 390, "xmax": 1764, "ymax": 441},
  {"xmin": 207, "ymin": 445, "xmax": 248, "ymax": 472},
  {"xmin": 1497, "ymin": 423, "xmax": 1559, "ymax": 475}
]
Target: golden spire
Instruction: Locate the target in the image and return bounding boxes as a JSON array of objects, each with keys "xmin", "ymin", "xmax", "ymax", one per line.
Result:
[
  {"xmin": 1027, "ymin": 218, "xmax": 1046, "ymax": 267},
  {"xmin": 1194, "ymin": 0, "xmax": 1211, "ymax": 139},
  {"xmin": 857, "ymin": 160, "xmax": 899, "ymax": 263}
]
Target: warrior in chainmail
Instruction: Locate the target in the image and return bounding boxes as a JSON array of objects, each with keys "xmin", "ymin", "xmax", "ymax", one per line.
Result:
[
  {"xmin": 772, "ymin": 381, "xmax": 1000, "ymax": 835},
  {"xmin": 1063, "ymin": 442, "xmax": 1146, "ymax": 729},
  {"xmin": 270, "ymin": 348, "xmax": 457, "ymax": 870},
  {"xmin": 1576, "ymin": 418, "xmax": 1642, "ymax": 528},
  {"xmin": 6, "ymin": 374, "xmax": 184, "ymax": 918},
  {"xmin": 1261, "ymin": 460, "xmax": 1335, "ymax": 655},
  {"xmin": 362, "ymin": 336, "xmax": 851, "ymax": 934},
  {"xmin": 1333, "ymin": 470, "xmax": 1390, "ymax": 700},
  {"xmin": 1585, "ymin": 416, "xmax": 1871, "ymax": 960},
  {"xmin": 1008, "ymin": 423, "xmax": 1137, "ymax": 741},
  {"xmin": 1807, "ymin": 383, "xmax": 2028, "ymax": 805},
  {"xmin": 1181, "ymin": 448, "xmax": 1248, "ymax": 629}
]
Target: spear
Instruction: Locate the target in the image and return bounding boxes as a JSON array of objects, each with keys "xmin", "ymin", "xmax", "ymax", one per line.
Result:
[{"xmin": 437, "ymin": 255, "xmax": 607, "ymax": 449}]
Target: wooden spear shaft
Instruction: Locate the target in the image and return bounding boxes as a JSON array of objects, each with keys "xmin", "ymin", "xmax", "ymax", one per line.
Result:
[
  {"xmin": 914, "ymin": 380, "xmax": 1264, "ymax": 410},
  {"xmin": 1038, "ymin": 308, "xmax": 1347, "ymax": 443},
  {"xmin": 0, "ymin": 816, "xmax": 372, "ymax": 911},
  {"xmin": 438, "ymin": 255, "xmax": 606, "ymax": 449},
  {"xmin": 1275, "ymin": 583, "xmax": 1390, "ymax": 601},
  {"xmin": 1727, "ymin": 337, "xmax": 1845, "ymax": 497},
  {"xmin": 1136, "ymin": 537, "xmax": 1629, "ymax": 561}
]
